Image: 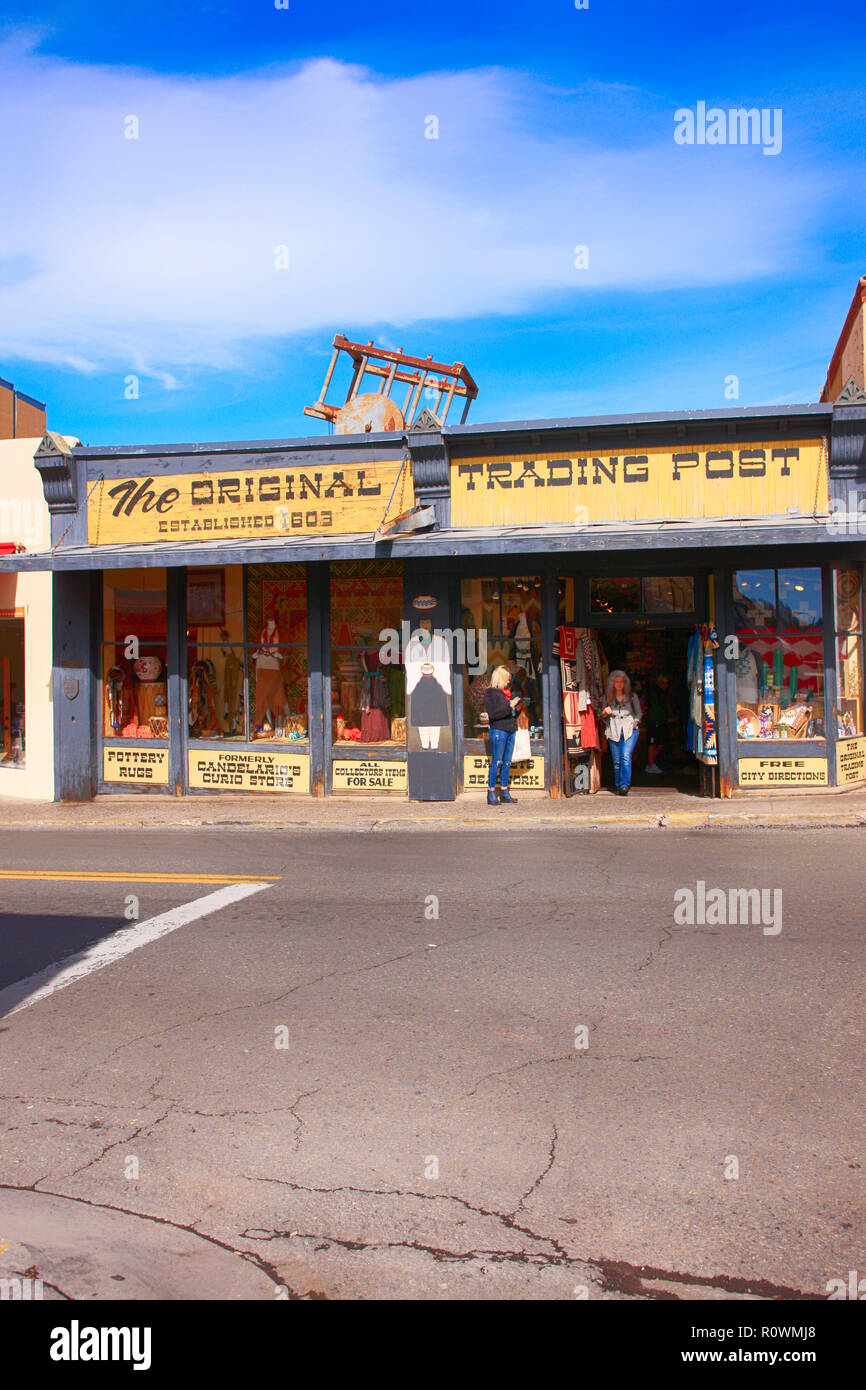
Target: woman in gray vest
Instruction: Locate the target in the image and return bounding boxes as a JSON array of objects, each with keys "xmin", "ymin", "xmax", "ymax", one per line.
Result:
[{"xmin": 601, "ymin": 670, "xmax": 643, "ymax": 796}]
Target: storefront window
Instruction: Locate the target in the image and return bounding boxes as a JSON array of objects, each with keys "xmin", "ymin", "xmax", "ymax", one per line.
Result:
[
  {"xmin": 245, "ymin": 564, "xmax": 308, "ymax": 742},
  {"xmin": 186, "ymin": 566, "xmax": 245, "ymax": 740},
  {"xmin": 590, "ymin": 576, "xmax": 640, "ymax": 615},
  {"xmin": 834, "ymin": 567, "xmax": 863, "ymax": 738},
  {"xmin": 0, "ymin": 616, "xmax": 25, "ymax": 765},
  {"xmin": 733, "ymin": 568, "xmax": 825, "ymax": 741},
  {"xmin": 642, "ymin": 576, "xmax": 695, "ymax": 614},
  {"xmin": 461, "ymin": 574, "xmax": 543, "ymax": 740},
  {"xmin": 331, "ymin": 560, "xmax": 404, "ymax": 745},
  {"xmin": 778, "ymin": 568, "xmax": 823, "ymax": 630},
  {"xmin": 102, "ymin": 570, "xmax": 168, "ymax": 740},
  {"xmin": 590, "ymin": 575, "xmax": 696, "ymax": 615}
]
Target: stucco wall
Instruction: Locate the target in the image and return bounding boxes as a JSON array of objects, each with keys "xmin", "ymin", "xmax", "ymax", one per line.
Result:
[{"xmin": 0, "ymin": 437, "xmax": 69, "ymax": 800}]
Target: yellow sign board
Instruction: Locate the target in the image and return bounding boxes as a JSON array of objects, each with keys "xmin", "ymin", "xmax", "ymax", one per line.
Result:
[
  {"xmin": 332, "ymin": 759, "xmax": 407, "ymax": 792},
  {"xmin": 739, "ymin": 757, "xmax": 828, "ymax": 788},
  {"xmin": 104, "ymin": 746, "xmax": 169, "ymax": 784},
  {"xmin": 464, "ymin": 754, "xmax": 545, "ymax": 789},
  {"xmin": 88, "ymin": 460, "xmax": 412, "ymax": 545},
  {"xmin": 836, "ymin": 736, "xmax": 866, "ymax": 786},
  {"xmin": 187, "ymin": 749, "xmax": 309, "ymax": 792},
  {"xmin": 452, "ymin": 440, "xmax": 827, "ymax": 528}
]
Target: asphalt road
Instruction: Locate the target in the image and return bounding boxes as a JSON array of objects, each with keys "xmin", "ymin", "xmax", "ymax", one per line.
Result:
[{"xmin": 0, "ymin": 826, "xmax": 862, "ymax": 1301}]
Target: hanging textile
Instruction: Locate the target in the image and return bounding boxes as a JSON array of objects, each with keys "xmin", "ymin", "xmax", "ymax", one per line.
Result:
[
  {"xmin": 554, "ymin": 626, "xmax": 578, "ymax": 661},
  {"xmin": 686, "ymin": 628, "xmax": 704, "ymax": 756},
  {"xmin": 700, "ymin": 625, "xmax": 720, "ymax": 765},
  {"xmin": 579, "ymin": 705, "xmax": 602, "ymax": 751},
  {"xmin": 555, "ymin": 625, "xmax": 606, "ymax": 789},
  {"xmin": 687, "ymin": 624, "xmax": 719, "ymax": 765}
]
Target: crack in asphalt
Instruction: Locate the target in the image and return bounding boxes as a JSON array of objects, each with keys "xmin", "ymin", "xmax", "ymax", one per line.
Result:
[
  {"xmin": 237, "ymin": 1171, "xmax": 576, "ymax": 1265},
  {"xmin": 588, "ymin": 1254, "xmax": 819, "ymax": 1301},
  {"xmin": 460, "ymin": 1048, "xmax": 670, "ymax": 1100},
  {"xmin": 234, "ymin": 1168, "xmax": 814, "ymax": 1298},
  {"xmin": 11, "ymin": 1265, "xmax": 74, "ymax": 1300},
  {"xmin": 239, "ymin": 1224, "xmax": 593, "ymax": 1272},
  {"xmin": 93, "ymin": 949, "xmax": 425, "ymax": 1064},
  {"xmin": 512, "ymin": 1122, "xmax": 559, "ymax": 1215},
  {"xmin": 3, "ymin": 1086, "xmax": 323, "ymax": 1191},
  {"xmin": 286, "ymin": 1089, "xmax": 321, "ymax": 1152},
  {"xmin": 48, "ymin": 1108, "xmax": 175, "ymax": 1182},
  {"xmin": 461, "ymin": 1053, "xmax": 574, "ymax": 1099},
  {"xmin": 71, "ymin": 914, "xmax": 561, "ymax": 1075},
  {"xmin": 637, "ymin": 921, "xmax": 675, "ymax": 972}
]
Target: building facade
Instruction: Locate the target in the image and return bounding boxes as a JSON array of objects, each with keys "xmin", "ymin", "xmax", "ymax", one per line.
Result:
[
  {"xmin": 0, "ymin": 377, "xmax": 46, "ymax": 441},
  {"xmin": 0, "ymin": 435, "xmax": 62, "ymax": 799},
  {"xmin": 1, "ymin": 395, "xmax": 864, "ymax": 803}
]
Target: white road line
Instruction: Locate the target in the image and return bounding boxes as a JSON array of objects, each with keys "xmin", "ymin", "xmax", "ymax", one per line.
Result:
[{"xmin": 0, "ymin": 881, "xmax": 272, "ymax": 1018}]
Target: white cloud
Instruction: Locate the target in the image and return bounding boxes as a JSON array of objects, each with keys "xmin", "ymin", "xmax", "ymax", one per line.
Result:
[{"xmin": 0, "ymin": 34, "xmax": 824, "ymax": 381}]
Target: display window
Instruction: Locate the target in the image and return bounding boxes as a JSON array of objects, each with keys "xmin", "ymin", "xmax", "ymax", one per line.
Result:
[
  {"xmin": 590, "ymin": 576, "xmax": 640, "ymax": 615},
  {"xmin": 0, "ymin": 616, "xmax": 25, "ymax": 765},
  {"xmin": 245, "ymin": 564, "xmax": 308, "ymax": 743},
  {"xmin": 733, "ymin": 567, "xmax": 825, "ymax": 741},
  {"xmin": 642, "ymin": 576, "xmax": 696, "ymax": 614},
  {"xmin": 461, "ymin": 574, "xmax": 543, "ymax": 741},
  {"xmin": 834, "ymin": 567, "xmax": 863, "ymax": 739},
  {"xmin": 330, "ymin": 560, "xmax": 405, "ymax": 745},
  {"xmin": 590, "ymin": 575, "xmax": 695, "ymax": 616},
  {"xmin": 186, "ymin": 566, "xmax": 246, "ymax": 740},
  {"xmin": 102, "ymin": 570, "xmax": 168, "ymax": 741}
]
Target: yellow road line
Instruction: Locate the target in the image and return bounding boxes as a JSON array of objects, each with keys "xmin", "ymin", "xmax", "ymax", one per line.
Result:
[{"xmin": 0, "ymin": 870, "xmax": 281, "ymax": 884}]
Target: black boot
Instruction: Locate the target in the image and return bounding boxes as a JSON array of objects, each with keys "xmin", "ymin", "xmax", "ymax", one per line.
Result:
[
  {"xmin": 487, "ymin": 789, "xmax": 499, "ymax": 806},
  {"xmin": 498, "ymin": 788, "xmax": 518, "ymax": 804}
]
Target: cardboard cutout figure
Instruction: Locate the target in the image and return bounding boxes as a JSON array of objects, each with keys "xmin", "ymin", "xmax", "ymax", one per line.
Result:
[{"xmin": 406, "ymin": 619, "xmax": 451, "ymax": 750}]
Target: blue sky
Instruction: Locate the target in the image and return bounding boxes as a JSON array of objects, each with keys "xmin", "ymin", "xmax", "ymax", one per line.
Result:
[{"xmin": 1, "ymin": 1, "xmax": 864, "ymax": 444}]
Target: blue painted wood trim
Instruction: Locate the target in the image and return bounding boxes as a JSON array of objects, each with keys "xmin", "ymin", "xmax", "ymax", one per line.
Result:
[
  {"xmin": 542, "ymin": 566, "xmax": 562, "ymax": 798},
  {"xmin": 449, "ymin": 569, "xmax": 464, "ymax": 792},
  {"xmin": 734, "ymin": 740, "xmax": 830, "ymax": 757},
  {"xmin": 166, "ymin": 567, "xmax": 185, "ymax": 796},
  {"xmin": 713, "ymin": 563, "xmax": 737, "ymax": 796},
  {"xmin": 307, "ymin": 563, "xmax": 327, "ymax": 796},
  {"xmin": 331, "ymin": 747, "xmax": 407, "ymax": 761},
  {"xmin": 822, "ymin": 559, "xmax": 838, "ymax": 786},
  {"xmin": 52, "ymin": 570, "xmax": 97, "ymax": 801},
  {"xmin": 322, "ymin": 564, "xmax": 334, "ymax": 795}
]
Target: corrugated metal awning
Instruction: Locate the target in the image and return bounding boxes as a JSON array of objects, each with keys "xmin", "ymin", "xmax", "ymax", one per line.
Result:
[{"xmin": 0, "ymin": 514, "xmax": 842, "ymax": 572}]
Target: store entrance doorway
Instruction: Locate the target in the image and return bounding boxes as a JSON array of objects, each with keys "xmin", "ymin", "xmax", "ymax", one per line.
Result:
[{"xmin": 601, "ymin": 627, "xmax": 698, "ymax": 793}]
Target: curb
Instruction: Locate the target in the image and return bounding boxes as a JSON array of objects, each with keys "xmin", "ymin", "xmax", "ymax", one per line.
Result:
[
  {"xmin": 0, "ymin": 812, "xmax": 864, "ymax": 832},
  {"xmin": 0, "ymin": 1187, "xmax": 282, "ymax": 1301}
]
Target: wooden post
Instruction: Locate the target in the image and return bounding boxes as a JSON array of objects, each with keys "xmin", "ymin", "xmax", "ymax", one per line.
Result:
[
  {"xmin": 713, "ymin": 563, "xmax": 736, "ymax": 798},
  {"xmin": 543, "ymin": 567, "xmax": 563, "ymax": 798},
  {"xmin": 53, "ymin": 570, "xmax": 98, "ymax": 801},
  {"xmin": 166, "ymin": 567, "xmax": 185, "ymax": 797},
  {"xmin": 307, "ymin": 562, "xmax": 328, "ymax": 796},
  {"xmin": 823, "ymin": 559, "xmax": 838, "ymax": 786}
]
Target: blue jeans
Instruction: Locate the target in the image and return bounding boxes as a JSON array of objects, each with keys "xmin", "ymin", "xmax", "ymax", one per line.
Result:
[
  {"xmin": 488, "ymin": 727, "xmax": 516, "ymax": 789},
  {"xmin": 609, "ymin": 729, "xmax": 639, "ymax": 788}
]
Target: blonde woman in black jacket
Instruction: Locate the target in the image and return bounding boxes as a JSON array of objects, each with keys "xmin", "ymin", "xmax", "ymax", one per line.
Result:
[{"xmin": 483, "ymin": 665, "xmax": 522, "ymax": 806}]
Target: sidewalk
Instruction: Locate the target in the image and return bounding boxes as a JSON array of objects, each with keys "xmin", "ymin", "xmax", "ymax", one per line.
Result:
[
  {"xmin": 0, "ymin": 1189, "xmax": 279, "ymax": 1300},
  {"xmin": 1, "ymin": 786, "xmax": 865, "ymax": 831}
]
